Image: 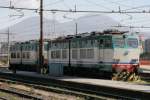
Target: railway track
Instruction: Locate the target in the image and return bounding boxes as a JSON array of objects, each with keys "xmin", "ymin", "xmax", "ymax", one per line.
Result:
[
  {"xmin": 0, "ymin": 97, "xmax": 7, "ymax": 100},
  {"xmin": 0, "ymin": 87, "xmax": 42, "ymax": 100},
  {"xmin": 0, "ymin": 72, "xmax": 149, "ymax": 100},
  {"xmin": 0, "ymin": 76, "xmax": 109, "ymax": 100}
]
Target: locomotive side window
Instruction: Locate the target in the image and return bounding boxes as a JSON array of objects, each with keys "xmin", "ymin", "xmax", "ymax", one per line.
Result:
[
  {"xmin": 80, "ymin": 49, "xmax": 86, "ymax": 59},
  {"xmin": 11, "ymin": 53, "xmax": 13, "ymax": 58},
  {"xmin": 56, "ymin": 50, "xmax": 61, "ymax": 58},
  {"xmin": 14, "ymin": 53, "xmax": 16, "ymax": 58},
  {"xmin": 127, "ymin": 38, "xmax": 138, "ymax": 48},
  {"xmin": 62, "ymin": 50, "xmax": 67, "ymax": 59},
  {"xmin": 72, "ymin": 49, "xmax": 78, "ymax": 59},
  {"xmin": 26, "ymin": 52, "xmax": 30, "ymax": 59},
  {"xmin": 22, "ymin": 53, "xmax": 25, "ymax": 58},
  {"xmin": 87, "ymin": 49, "xmax": 94, "ymax": 58},
  {"xmin": 79, "ymin": 49, "xmax": 94, "ymax": 59},
  {"xmin": 51, "ymin": 50, "xmax": 61, "ymax": 59},
  {"xmin": 51, "ymin": 51, "xmax": 56, "ymax": 59},
  {"xmin": 71, "ymin": 42, "xmax": 76, "ymax": 48},
  {"xmin": 90, "ymin": 40, "xmax": 95, "ymax": 46},
  {"xmin": 17, "ymin": 53, "xmax": 20, "ymax": 58},
  {"xmin": 11, "ymin": 53, "xmax": 15, "ymax": 58}
]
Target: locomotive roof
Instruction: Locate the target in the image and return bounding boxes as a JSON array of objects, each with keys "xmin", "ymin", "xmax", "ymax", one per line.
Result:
[
  {"xmin": 51, "ymin": 31, "xmax": 128, "ymax": 42},
  {"xmin": 11, "ymin": 30, "xmax": 129, "ymax": 44},
  {"xmin": 13, "ymin": 39, "xmax": 50, "ymax": 45}
]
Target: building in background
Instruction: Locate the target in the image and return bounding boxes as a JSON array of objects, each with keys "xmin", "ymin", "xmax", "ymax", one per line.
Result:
[
  {"xmin": 0, "ymin": 42, "xmax": 8, "ymax": 54},
  {"xmin": 144, "ymin": 39, "xmax": 150, "ymax": 53},
  {"xmin": 0, "ymin": 42, "xmax": 8, "ymax": 65}
]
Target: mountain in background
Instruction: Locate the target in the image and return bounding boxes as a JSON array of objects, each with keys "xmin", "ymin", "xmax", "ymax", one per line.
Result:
[{"xmin": 0, "ymin": 14, "xmax": 131, "ymax": 41}]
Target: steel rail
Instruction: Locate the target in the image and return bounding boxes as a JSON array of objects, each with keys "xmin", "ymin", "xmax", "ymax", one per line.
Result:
[
  {"xmin": 0, "ymin": 88, "xmax": 42, "ymax": 100},
  {"xmin": 0, "ymin": 97, "xmax": 7, "ymax": 100},
  {"xmin": 0, "ymin": 72, "xmax": 149, "ymax": 100},
  {"xmin": 0, "ymin": 77, "xmax": 109, "ymax": 100}
]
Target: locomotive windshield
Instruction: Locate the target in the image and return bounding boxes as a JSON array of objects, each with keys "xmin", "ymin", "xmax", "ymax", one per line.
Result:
[
  {"xmin": 113, "ymin": 38, "xmax": 125, "ymax": 48},
  {"xmin": 127, "ymin": 38, "xmax": 138, "ymax": 48}
]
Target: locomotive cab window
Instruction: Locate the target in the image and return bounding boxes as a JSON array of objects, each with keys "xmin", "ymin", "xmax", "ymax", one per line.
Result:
[
  {"xmin": 127, "ymin": 38, "xmax": 138, "ymax": 48},
  {"xmin": 113, "ymin": 38, "xmax": 125, "ymax": 48}
]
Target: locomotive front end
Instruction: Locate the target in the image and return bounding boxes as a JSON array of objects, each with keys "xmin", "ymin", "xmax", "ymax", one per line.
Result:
[{"xmin": 112, "ymin": 34, "xmax": 140, "ymax": 81}]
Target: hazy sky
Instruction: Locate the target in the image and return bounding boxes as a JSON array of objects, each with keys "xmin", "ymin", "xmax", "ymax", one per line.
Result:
[{"xmin": 0, "ymin": 0, "xmax": 150, "ymax": 32}]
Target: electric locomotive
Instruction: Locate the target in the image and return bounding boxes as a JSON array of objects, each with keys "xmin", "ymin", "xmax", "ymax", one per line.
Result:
[
  {"xmin": 9, "ymin": 40, "xmax": 49, "ymax": 73},
  {"xmin": 9, "ymin": 30, "xmax": 140, "ymax": 80},
  {"xmin": 48, "ymin": 31, "xmax": 140, "ymax": 80}
]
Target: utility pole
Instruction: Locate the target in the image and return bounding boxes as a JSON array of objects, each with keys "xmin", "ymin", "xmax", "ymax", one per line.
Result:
[
  {"xmin": 39, "ymin": 0, "xmax": 44, "ymax": 73},
  {"xmin": 7, "ymin": 28, "xmax": 10, "ymax": 66},
  {"xmin": 52, "ymin": 11, "xmax": 56, "ymax": 36},
  {"xmin": 75, "ymin": 22, "xmax": 78, "ymax": 35},
  {"xmin": 75, "ymin": 4, "xmax": 77, "ymax": 35}
]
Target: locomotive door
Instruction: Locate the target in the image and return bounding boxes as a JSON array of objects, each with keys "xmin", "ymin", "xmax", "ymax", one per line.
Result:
[{"xmin": 99, "ymin": 39, "xmax": 104, "ymax": 62}]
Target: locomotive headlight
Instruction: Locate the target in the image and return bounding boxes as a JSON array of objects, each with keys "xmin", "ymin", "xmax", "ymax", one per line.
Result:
[
  {"xmin": 124, "ymin": 51, "xmax": 129, "ymax": 56},
  {"xmin": 130, "ymin": 59, "xmax": 138, "ymax": 63},
  {"xmin": 113, "ymin": 59, "xmax": 120, "ymax": 63}
]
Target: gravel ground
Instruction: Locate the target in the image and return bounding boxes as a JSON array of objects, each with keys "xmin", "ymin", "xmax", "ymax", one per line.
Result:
[
  {"xmin": 0, "ymin": 82, "xmax": 84, "ymax": 100},
  {"xmin": 0, "ymin": 91, "xmax": 30, "ymax": 100}
]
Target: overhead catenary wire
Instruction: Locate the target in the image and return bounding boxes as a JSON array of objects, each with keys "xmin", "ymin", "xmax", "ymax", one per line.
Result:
[
  {"xmin": 1, "ymin": 0, "xmax": 150, "ymax": 37},
  {"xmin": 1, "ymin": 6, "xmax": 150, "ymax": 14},
  {"xmin": 112, "ymin": 25, "xmax": 150, "ymax": 28}
]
